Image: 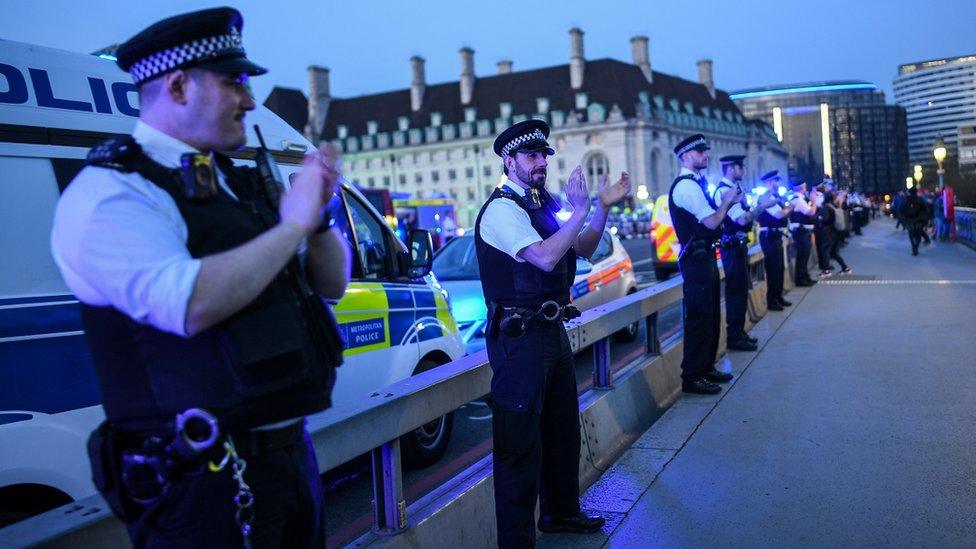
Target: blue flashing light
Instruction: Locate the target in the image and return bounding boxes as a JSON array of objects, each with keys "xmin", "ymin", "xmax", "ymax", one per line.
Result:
[
  {"xmin": 729, "ymin": 83, "xmax": 878, "ymax": 100},
  {"xmin": 98, "ymin": 54, "xmax": 118, "ymax": 61}
]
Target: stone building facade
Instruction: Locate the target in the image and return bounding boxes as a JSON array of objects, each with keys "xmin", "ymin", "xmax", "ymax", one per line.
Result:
[{"xmin": 265, "ymin": 29, "xmax": 788, "ymax": 226}]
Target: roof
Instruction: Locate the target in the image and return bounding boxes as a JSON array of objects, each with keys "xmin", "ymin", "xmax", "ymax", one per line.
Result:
[
  {"xmin": 729, "ymin": 81, "xmax": 879, "ymax": 100},
  {"xmin": 264, "ymin": 58, "xmax": 743, "ymax": 142},
  {"xmin": 262, "ymin": 87, "xmax": 308, "ymax": 134}
]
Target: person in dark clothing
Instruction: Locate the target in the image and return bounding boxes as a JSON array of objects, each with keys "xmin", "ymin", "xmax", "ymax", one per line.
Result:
[
  {"xmin": 899, "ymin": 187, "xmax": 929, "ymax": 255},
  {"xmin": 668, "ymin": 134, "xmax": 743, "ymax": 395},
  {"xmin": 789, "ymin": 183, "xmax": 818, "ymax": 286},
  {"xmin": 49, "ymin": 8, "xmax": 350, "ymax": 547},
  {"xmin": 476, "ymin": 119, "xmax": 630, "ymax": 547},
  {"xmin": 756, "ymin": 171, "xmax": 794, "ymax": 311},
  {"xmin": 823, "ymin": 191, "xmax": 851, "ymax": 273}
]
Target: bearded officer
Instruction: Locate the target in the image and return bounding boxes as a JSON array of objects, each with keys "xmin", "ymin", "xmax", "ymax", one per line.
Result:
[
  {"xmin": 475, "ymin": 120, "xmax": 630, "ymax": 547},
  {"xmin": 668, "ymin": 135, "xmax": 743, "ymax": 394},
  {"xmin": 755, "ymin": 171, "xmax": 794, "ymax": 310},
  {"xmin": 712, "ymin": 155, "xmax": 778, "ymax": 351},
  {"xmin": 50, "ymin": 8, "xmax": 348, "ymax": 546}
]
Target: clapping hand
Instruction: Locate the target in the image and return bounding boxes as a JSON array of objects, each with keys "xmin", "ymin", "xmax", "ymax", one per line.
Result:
[
  {"xmin": 598, "ymin": 171, "xmax": 632, "ymax": 208},
  {"xmin": 566, "ymin": 165, "xmax": 591, "ymax": 215},
  {"xmin": 721, "ymin": 184, "xmax": 744, "ymax": 206},
  {"xmin": 758, "ymin": 193, "xmax": 779, "ymax": 209}
]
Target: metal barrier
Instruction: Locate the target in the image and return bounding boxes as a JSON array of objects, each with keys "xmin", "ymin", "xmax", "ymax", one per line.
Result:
[
  {"xmin": 0, "ymin": 246, "xmax": 767, "ymax": 548},
  {"xmin": 956, "ymin": 207, "xmax": 976, "ymax": 250}
]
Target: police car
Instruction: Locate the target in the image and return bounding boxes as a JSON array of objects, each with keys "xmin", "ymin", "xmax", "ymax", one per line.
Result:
[
  {"xmin": 432, "ymin": 228, "xmax": 638, "ymax": 356},
  {"xmin": 0, "ymin": 39, "xmax": 463, "ymax": 525}
]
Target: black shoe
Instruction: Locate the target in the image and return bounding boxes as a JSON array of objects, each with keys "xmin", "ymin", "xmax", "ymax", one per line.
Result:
[
  {"xmin": 767, "ymin": 302, "xmax": 784, "ymax": 311},
  {"xmin": 727, "ymin": 338, "xmax": 758, "ymax": 352},
  {"xmin": 538, "ymin": 513, "xmax": 605, "ymax": 534},
  {"xmin": 744, "ymin": 334, "xmax": 758, "ymax": 344},
  {"xmin": 703, "ymin": 369, "xmax": 733, "ymax": 383},
  {"xmin": 778, "ymin": 298, "xmax": 793, "ymax": 307},
  {"xmin": 682, "ymin": 378, "xmax": 721, "ymax": 395}
]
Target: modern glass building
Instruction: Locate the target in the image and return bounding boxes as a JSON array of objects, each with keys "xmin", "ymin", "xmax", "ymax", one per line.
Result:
[
  {"xmin": 893, "ymin": 55, "xmax": 976, "ymax": 168},
  {"xmin": 731, "ymin": 81, "xmax": 908, "ymax": 194}
]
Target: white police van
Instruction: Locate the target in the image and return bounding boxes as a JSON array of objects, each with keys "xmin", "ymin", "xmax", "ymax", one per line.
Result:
[{"xmin": 0, "ymin": 39, "xmax": 463, "ymax": 526}]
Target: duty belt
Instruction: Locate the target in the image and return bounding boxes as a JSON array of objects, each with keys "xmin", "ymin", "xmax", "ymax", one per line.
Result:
[
  {"xmin": 495, "ymin": 300, "xmax": 581, "ymax": 339},
  {"xmin": 678, "ymin": 238, "xmax": 720, "ymax": 263},
  {"xmin": 788, "ymin": 223, "xmax": 814, "ymax": 231}
]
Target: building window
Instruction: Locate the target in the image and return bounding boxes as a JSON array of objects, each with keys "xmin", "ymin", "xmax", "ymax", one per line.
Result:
[
  {"xmin": 464, "ymin": 107, "xmax": 477, "ymax": 122},
  {"xmin": 448, "ymin": 169, "xmax": 457, "ymax": 181},
  {"xmin": 431, "ymin": 112, "xmax": 442, "ymax": 126},
  {"xmin": 557, "ymin": 159, "xmax": 566, "ymax": 171},
  {"xmin": 467, "ymin": 187, "xmax": 476, "ymax": 201},
  {"xmin": 500, "ymin": 102, "xmax": 512, "ymax": 118},
  {"xmin": 415, "ymin": 173, "xmax": 423, "ymax": 184},
  {"xmin": 431, "ymin": 170, "xmax": 440, "ymax": 183},
  {"xmin": 585, "ymin": 153, "xmax": 609, "ymax": 186},
  {"xmin": 536, "ymin": 97, "xmax": 550, "ymax": 113},
  {"xmin": 383, "ymin": 176, "xmax": 390, "ymax": 187},
  {"xmin": 484, "ymin": 166, "xmax": 492, "ymax": 177},
  {"xmin": 367, "ymin": 177, "xmax": 375, "ymax": 188},
  {"xmin": 465, "ymin": 167, "xmax": 474, "ymax": 179},
  {"xmin": 367, "ymin": 121, "xmax": 378, "ymax": 135},
  {"xmin": 399, "ymin": 174, "xmax": 406, "ymax": 186},
  {"xmin": 337, "ymin": 125, "xmax": 348, "ymax": 139},
  {"xmin": 397, "ymin": 117, "xmax": 409, "ymax": 131},
  {"xmin": 575, "ymin": 93, "xmax": 588, "ymax": 110}
]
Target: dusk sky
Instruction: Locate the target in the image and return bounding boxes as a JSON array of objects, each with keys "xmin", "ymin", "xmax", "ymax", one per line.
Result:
[{"xmin": 3, "ymin": 0, "xmax": 974, "ymax": 105}]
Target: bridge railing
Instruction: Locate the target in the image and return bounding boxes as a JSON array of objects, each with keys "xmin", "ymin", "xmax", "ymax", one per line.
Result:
[
  {"xmin": 956, "ymin": 207, "xmax": 976, "ymax": 250},
  {"xmin": 0, "ymin": 246, "xmax": 769, "ymax": 548}
]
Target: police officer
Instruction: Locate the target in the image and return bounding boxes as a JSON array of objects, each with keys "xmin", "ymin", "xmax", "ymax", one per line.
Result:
[
  {"xmin": 712, "ymin": 156, "xmax": 778, "ymax": 351},
  {"xmin": 755, "ymin": 171, "xmax": 794, "ymax": 311},
  {"xmin": 50, "ymin": 8, "xmax": 349, "ymax": 547},
  {"xmin": 668, "ymin": 134, "xmax": 742, "ymax": 394},
  {"xmin": 788, "ymin": 182, "xmax": 818, "ymax": 286},
  {"xmin": 476, "ymin": 120, "xmax": 630, "ymax": 547}
]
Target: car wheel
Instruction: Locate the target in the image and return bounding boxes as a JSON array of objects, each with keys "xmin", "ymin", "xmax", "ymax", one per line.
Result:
[
  {"xmin": 400, "ymin": 359, "xmax": 455, "ymax": 469},
  {"xmin": 614, "ymin": 289, "xmax": 640, "ymax": 342}
]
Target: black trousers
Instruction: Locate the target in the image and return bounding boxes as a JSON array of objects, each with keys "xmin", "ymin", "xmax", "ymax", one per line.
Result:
[
  {"xmin": 908, "ymin": 222, "xmax": 925, "ymax": 252},
  {"xmin": 828, "ymin": 231, "xmax": 848, "ymax": 270},
  {"xmin": 678, "ymin": 251, "xmax": 721, "ymax": 381},
  {"xmin": 486, "ymin": 322, "xmax": 581, "ymax": 549},
  {"xmin": 792, "ymin": 228, "xmax": 813, "ymax": 283},
  {"xmin": 720, "ymin": 244, "xmax": 750, "ymax": 340},
  {"xmin": 815, "ymin": 229, "xmax": 832, "ymax": 270},
  {"xmin": 760, "ymin": 231, "xmax": 785, "ymax": 306},
  {"xmin": 126, "ymin": 430, "xmax": 324, "ymax": 548}
]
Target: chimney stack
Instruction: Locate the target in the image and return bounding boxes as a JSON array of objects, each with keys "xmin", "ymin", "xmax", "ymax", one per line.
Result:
[
  {"xmin": 497, "ymin": 59, "xmax": 513, "ymax": 75},
  {"xmin": 305, "ymin": 65, "xmax": 331, "ymax": 145},
  {"xmin": 697, "ymin": 59, "xmax": 715, "ymax": 99},
  {"xmin": 459, "ymin": 47, "xmax": 475, "ymax": 105},
  {"xmin": 630, "ymin": 36, "xmax": 653, "ymax": 83},
  {"xmin": 410, "ymin": 56, "xmax": 426, "ymax": 112},
  {"xmin": 569, "ymin": 28, "xmax": 585, "ymax": 90}
]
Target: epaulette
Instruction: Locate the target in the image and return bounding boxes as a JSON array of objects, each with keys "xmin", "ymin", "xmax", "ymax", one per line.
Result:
[{"xmin": 86, "ymin": 135, "xmax": 142, "ymax": 172}]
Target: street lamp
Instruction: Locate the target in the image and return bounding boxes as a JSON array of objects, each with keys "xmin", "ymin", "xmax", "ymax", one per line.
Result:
[
  {"xmin": 913, "ymin": 164, "xmax": 923, "ymax": 185},
  {"xmin": 905, "ymin": 177, "xmax": 913, "ymax": 190},
  {"xmin": 933, "ymin": 136, "xmax": 947, "ymax": 188}
]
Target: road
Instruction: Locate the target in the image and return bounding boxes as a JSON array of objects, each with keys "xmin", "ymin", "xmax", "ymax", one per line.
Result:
[{"xmin": 322, "ymin": 235, "xmax": 679, "ymax": 545}]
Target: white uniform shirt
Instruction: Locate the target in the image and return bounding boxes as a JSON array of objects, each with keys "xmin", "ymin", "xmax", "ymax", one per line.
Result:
[
  {"xmin": 51, "ymin": 121, "xmax": 242, "ymax": 337},
  {"xmin": 479, "ymin": 180, "xmax": 556, "ymax": 262},
  {"xmin": 671, "ymin": 167, "xmax": 716, "ymax": 222},
  {"xmin": 714, "ymin": 177, "xmax": 749, "ymax": 225},
  {"xmin": 790, "ymin": 194, "xmax": 815, "ymax": 215}
]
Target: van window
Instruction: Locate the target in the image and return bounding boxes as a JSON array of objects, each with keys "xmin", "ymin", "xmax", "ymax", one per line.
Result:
[{"xmin": 343, "ymin": 191, "xmax": 389, "ymax": 280}]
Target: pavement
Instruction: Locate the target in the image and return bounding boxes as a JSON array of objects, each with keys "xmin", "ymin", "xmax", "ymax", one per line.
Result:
[{"xmin": 539, "ymin": 218, "xmax": 976, "ymax": 548}]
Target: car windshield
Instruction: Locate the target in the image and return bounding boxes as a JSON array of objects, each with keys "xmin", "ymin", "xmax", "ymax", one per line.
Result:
[{"xmin": 432, "ymin": 235, "xmax": 481, "ymax": 280}]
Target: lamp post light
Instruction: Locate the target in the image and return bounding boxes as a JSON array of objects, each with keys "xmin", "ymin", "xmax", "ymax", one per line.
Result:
[
  {"xmin": 933, "ymin": 136, "xmax": 947, "ymax": 188},
  {"xmin": 905, "ymin": 177, "xmax": 914, "ymax": 190},
  {"xmin": 913, "ymin": 164, "xmax": 923, "ymax": 185}
]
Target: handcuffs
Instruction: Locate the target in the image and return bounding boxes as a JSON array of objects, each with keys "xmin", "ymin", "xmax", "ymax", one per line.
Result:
[{"xmin": 499, "ymin": 300, "xmax": 581, "ymax": 339}]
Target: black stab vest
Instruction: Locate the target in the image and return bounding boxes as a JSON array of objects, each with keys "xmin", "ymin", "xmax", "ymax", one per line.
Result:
[
  {"xmin": 757, "ymin": 206, "xmax": 788, "ymax": 229},
  {"xmin": 78, "ymin": 137, "xmax": 340, "ymax": 432},
  {"xmin": 668, "ymin": 174, "xmax": 723, "ymax": 248},
  {"xmin": 474, "ymin": 186, "xmax": 576, "ymax": 308}
]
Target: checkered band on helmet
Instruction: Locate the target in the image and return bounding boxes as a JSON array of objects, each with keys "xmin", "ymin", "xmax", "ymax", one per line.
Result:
[
  {"xmin": 675, "ymin": 137, "xmax": 707, "ymax": 157},
  {"xmin": 129, "ymin": 27, "xmax": 245, "ymax": 84},
  {"xmin": 501, "ymin": 129, "xmax": 547, "ymax": 156}
]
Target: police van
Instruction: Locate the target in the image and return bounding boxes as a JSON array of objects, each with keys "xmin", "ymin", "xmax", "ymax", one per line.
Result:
[{"xmin": 0, "ymin": 39, "xmax": 463, "ymax": 525}]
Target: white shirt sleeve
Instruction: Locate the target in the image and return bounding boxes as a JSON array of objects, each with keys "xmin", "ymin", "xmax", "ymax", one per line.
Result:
[
  {"xmin": 766, "ymin": 204, "xmax": 783, "ymax": 216},
  {"xmin": 51, "ymin": 166, "xmax": 202, "ymax": 336},
  {"xmin": 478, "ymin": 197, "xmax": 545, "ymax": 262},
  {"xmin": 791, "ymin": 197, "xmax": 814, "ymax": 215},
  {"xmin": 673, "ymin": 179, "xmax": 716, "ymax": 222}
]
